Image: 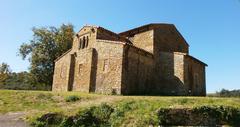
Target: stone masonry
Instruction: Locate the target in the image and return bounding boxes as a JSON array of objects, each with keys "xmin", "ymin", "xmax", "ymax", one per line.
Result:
[{"xmin": 52, "ymin": 23, "xmax": 207, "ymax": 96}]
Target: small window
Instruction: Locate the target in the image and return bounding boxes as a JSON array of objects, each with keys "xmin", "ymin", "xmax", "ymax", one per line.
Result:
[
  {"xmin": 79, "ymin": 39, "xmax": 82, "ymax": 49},
  {"xmin": 60, "ymin": 65, "xmax": 66, "ymax": 79},
  {"xmin": 82, "ymin": 36, "xmax": 86, "ymax": 49},
  {"xmin": 86, "ymin": 36, "xmax": 89, "ymax": 48},
  {"xmin": 103, "ymin": 59, "xmax": 109, "ymax": 72},
  {"xmin": 78, "ymin": 64, "xmax": 83, "ymax": 75}
]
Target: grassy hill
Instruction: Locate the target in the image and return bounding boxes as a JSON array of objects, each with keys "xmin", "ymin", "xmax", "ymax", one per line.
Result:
[{"xmin": 0, "ymin": 90, "xmax": 240, "ymax": 126}]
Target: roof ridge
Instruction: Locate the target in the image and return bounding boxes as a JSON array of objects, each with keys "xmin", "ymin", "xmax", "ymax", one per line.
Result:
[
  {"xmin": 84, "ymin": 24, "xmax": 99, "ymax": 28},
  {"xmin": 118, "ymin": 23, "xmax": 173, "ymax": 35},
  {"xmin": 125, "ymin": 43, "xmax": 153, "ymax": 56},
  {"xmin": 96, "ymin": 39, "xmax": 126, "ymax": 44}
]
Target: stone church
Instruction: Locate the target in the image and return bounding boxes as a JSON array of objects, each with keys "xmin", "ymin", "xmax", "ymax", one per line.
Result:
[{"xmin": 52, "ymin": 23, "xmax": 207, "ymax": 96}]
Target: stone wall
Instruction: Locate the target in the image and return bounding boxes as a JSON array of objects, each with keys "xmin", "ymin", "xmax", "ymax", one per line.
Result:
[
  {"xmin": 52, "ymin": 51, "xmax": 72, "ymax": 91},
  {"xmin": 93, "ymin": 39, "xmax": 124, "ymax": 94},
  {"xmin": 120, "ymin": 24, "xmax": 189, "ymax": 55},
  {"xmin": 122, "ymin": 44, "xmax": 154, "ymax": 95},
  {"xmin": 154, "ymin": 25, "xmax": 189, "ymax": 54},
  {"xmin": 152, "ymin": 52, "xmax": 188, "ymax": 95},
  {"xmin": 184, "ymin": 56, "xmax": 206, "ymax": 96},
  {"xmin": 129, "ymin": 30, "xmax": 154, "ymax": 53},
  {"xmin": 71, "ymin": 48, "xmax": 94, "ymax": 92}
]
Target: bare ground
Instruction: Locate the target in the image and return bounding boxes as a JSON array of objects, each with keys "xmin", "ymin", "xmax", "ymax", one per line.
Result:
[{"xmin": 0, "ymin": 112, "xmax": 28, "ymax": 127}]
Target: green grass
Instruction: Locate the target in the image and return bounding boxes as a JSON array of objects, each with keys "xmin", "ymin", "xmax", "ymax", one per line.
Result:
[
  {"xmin": 65, "ymin": 95, "xmax": 81, "ymax": 102},
  {"xmin": 0, "ymin": 90, "xmax": 100, "ymax": 114},
  {"xmin": 0, "ymin": 90, "xmax": 239, "ymax": 126}
]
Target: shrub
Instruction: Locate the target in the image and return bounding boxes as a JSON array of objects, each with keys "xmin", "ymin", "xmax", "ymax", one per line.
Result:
[
  {"xmin": 111, "ymin": 101, "xmax": 135, "ymax": 117},
  {"xmin": 158, "ymin": 106, "xmax": 240, "ymax": 126},
  {"xmin": 67, "ymin": 109, "xmax": 96, "ymax": 127},
  {"xmin": 30, "ymin": 121, "xmax": 46, "ymax": 127},
  {"xmin": 92, "ymin": 103, "xmax": 114, "ymax": 124},
  {"xmin": 214, "ymin": 89, "xmax": 240, "ymax": 97},
  {"xmin": 109, "ymin": 101, "xmax": 135, "ymax": 126},
  {"xmin": 31, "ymin": 113, "xmax": 63, "ymax": 127},
  {"xmin": 193, "ymin": 106, "xmax": 240, "ymax": 126},
  {"xmin": 59, "ymin": 116, "xmax": 76, "ymax": 127},
  {"xmin": 60, "ymin": 103, "xmax": 114, "ymax": 127},
  {"xmin": 65, "ymin": 95, "xmax": 80, "ymax": 102}
]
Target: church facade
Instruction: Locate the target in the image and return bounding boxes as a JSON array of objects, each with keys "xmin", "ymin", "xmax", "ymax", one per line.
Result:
[{"xmin": 52, "ymin": 23, "xmax": 207, "ymax": 96}]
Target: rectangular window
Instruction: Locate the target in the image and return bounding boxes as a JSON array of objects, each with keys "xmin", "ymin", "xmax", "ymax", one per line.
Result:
[
  {"xmin": 60, "ymin": 65, "xmax": 66, "ymax": 79},
  {"xmin": 78, "ymin": 64, "xmax": 83, "ymax": 75},
  {"xmin": 103, "ymin": 59, "xmax": 109, "ymax": 72}
]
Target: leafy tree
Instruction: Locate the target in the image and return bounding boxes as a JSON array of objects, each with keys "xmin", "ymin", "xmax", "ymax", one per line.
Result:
[
  {"xmin": 4, "ymin": 72, "xmax": 26, "ymax": 89},
  {"xmin": 19, "ymin": 24, "xmax": 75, "ymax": 89},
  {"xmin": 0, "ymin": 62, "xmax": 11, "ymax": 74},
  {"xmin": 216, "ymin": 89, "xmax": 240, "ymax": 97},
  {"xmin": 0, "ymin": 62, "xmax": 11, "ymax": 87}
]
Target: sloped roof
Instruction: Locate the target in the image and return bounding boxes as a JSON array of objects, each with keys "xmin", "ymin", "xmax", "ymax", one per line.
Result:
[
  {"xmin": 119, "ymin": 23, "xmax": 189, "ymax": 46},
  {"xmin": 119, "ymin": 23, "xmax": 173, "ymax": 36},
  {"xmin": 98, "ymin": 26, "xmax": 131, "ymax": 43},
  {"xmin": 77, "ymin": 25, "xmax": 131, "ymax": 44},
  {"xmin": 186, "ymin": 55, "xmax": 208, "ymax": 66},
  {"xmin": 54, "ymin": 48, "xmax": 72, "ymax": 62}
]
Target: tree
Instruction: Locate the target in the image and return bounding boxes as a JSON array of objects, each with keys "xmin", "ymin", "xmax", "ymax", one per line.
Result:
[
  {"xmin": 217, "ymin": 89, "xmax": 240, "ymax": 97},
  {"xmin": 0, "ymin": 62, "xmax": 11, "ymax": 87},
  {"xmin": 19, "ymin": 24, "xmax": 75, "ymax": 89},
  {"xmin": 0, "ymin": 62, "xmax": 11, "ymax": 74}
]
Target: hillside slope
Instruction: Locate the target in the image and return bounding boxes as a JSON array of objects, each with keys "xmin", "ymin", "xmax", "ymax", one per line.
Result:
[{"xmin": 0, "ymin": 90, "xmax": 239, "ymax": 126}]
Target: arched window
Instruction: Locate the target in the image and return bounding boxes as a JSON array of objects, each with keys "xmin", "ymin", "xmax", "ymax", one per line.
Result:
[
  {"xmin": 82, "ymin": 36, "xmax": 86, "ymax": 49},
  {"xmin": 86, "ymin": 36, "xmax": 89, "ymax": 48},
  {"xmin": 79, "ymin": 38, "xmax": 82, "ymax": 49}
]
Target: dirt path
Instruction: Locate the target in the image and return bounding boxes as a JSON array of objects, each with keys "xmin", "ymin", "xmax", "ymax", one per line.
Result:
[{"xmin": 0, "ymin": 112, "xmax": 28, "ymax": 127}]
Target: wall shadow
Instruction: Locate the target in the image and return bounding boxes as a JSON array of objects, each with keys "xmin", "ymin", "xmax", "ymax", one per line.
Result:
[
  {"xmin": 121, "ymin": 46, "xmax": 155, "ymax": 95},
  {"xmin": 68, "ymin": 53, "xmax": 76, "ymax": 91},
  {"xmin": 89, "ymin": 49, "xmax": 98, "ymax": 92},
  {"xmin": 150, "ymin": 44, "xmax": 187, "ymax": 96}
]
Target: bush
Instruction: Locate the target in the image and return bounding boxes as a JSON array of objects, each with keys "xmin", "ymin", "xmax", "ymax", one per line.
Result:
[
  {"xmin": 31, "ymin": 121, "xmax": 46, "ymax": 127},
  {"xmin": 216, "ymin": 89, "xmax": 240, "ymax": 97},
  {"xmin": 65, "ymin": 109, "xmax": 96, "ymax": 127},
  {"xmin": 92, "ymin": 103, "xmax": 114, "ymax": 124},
  {"xmin": 60, "ymin": 103, "xmax": 114, "ymax": 127},
  {"xmin": 158, "ymin": 106, "xmax": 240, "ymax": 126},
  {"xmin": 31, "ymin": 113, "xmax": 63, "ymax": 127},
  {"xmin": 65, "ymin": 95, "xmax": 80, "ymax": 102},
  {"xmin": 109, "ymin": 101, "xmax": 135, "ymax": 126},
  {"xmin": 59, "ymin": 116, "xmax": 76, "ymax": 127},
  {"xmin": 193, "ymin": 106, "xmax": 240, "ymax": 126}
]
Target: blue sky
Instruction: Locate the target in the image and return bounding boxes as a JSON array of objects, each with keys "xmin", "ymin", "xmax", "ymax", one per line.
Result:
[{"xmin": 0, "ymin": 0, "xmax": 240, "ymax": 93}]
